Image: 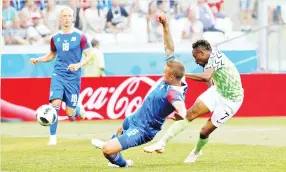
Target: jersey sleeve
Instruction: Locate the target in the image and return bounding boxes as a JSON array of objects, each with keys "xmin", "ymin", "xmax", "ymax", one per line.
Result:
[
  {"xmin": 205, "ymin": 51, "xmax": 224, "ymax": 71},
  {"xmin": 50, "ymin": 37, "xmax": 57, "ymax": 52},
  {"xmin": 167, "ymin": 89, "xmax": 186, "ymax": 118},
  {"xmin": 172, "ymin": 101, "xmax": 187, "ymax": 118},
  {"xmin": 167, "ymin": 89, "xmax": 184, "ymax": 104},
  {"xmin": 80, "ymin": 34, "xmax": 90, "ymax": 51}
]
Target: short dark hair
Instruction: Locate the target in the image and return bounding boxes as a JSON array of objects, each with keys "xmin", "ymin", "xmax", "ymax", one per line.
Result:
[
  {"xmin": 167, "ymin": 60, "xmax": 185, "ymax": 80},
  {"xmin": 192, "ymin": 39, "xmax": 212, "ymax": 52},
  {"xmin": 91, "ymin": 38, "xmax": 100, "ymax": 47}
]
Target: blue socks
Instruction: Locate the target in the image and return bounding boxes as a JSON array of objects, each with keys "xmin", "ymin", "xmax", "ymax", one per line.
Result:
[
  {"xmin": 50, "ymin": 106, "xmax": 80, "ymax": 135},
  {"xmin": 68, "ymin": 106, "xmax": 80, "ymax": 119},
  {"xmin": 104, "ymin": 134, "xmax": 127, "ymax": 167},
  {"xmin": 50, "ymin": 104, "xmax": 60, "ymax": 135},
  {"xmin": 111, "ymin": 134, "xmax": 117, "ymax": 139},
  {"xmin": 105, "ymin": 152, "xmax": 127, "ymax": 167}
]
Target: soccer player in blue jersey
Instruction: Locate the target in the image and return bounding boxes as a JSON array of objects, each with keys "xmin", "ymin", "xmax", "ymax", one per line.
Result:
[
  {"xmin": 30, "ymin": 7, "xmax": 91, "ymax": 145},
  {"xmin": 91, "ymin": 13, "xmax": 188, "ymax": 168}
]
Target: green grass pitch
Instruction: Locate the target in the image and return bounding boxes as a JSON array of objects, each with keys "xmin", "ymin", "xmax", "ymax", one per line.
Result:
[{"xmin": 1, "ymin": 117, "xmax": 286, "ymax": 172}]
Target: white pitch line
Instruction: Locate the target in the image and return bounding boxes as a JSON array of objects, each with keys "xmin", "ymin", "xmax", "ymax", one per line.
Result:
[
  {"xmin": 229, "ymin": 128, "xmax": 282, "ymax": 132},
  {"xmin": 234, "ymin": 56, "xmax": 257, "ymax": 66},
  {"xmin": 2, "ymin": 128, "xmax": 284, "ymax": 138}
]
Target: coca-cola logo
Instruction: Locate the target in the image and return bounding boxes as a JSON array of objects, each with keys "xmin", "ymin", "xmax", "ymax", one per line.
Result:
[{"xmin": 61, "ymin": 76, "xmax": 163, "ymax": 120}]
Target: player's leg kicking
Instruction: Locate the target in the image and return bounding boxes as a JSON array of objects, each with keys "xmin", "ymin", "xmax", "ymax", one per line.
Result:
[
  {"xmin": 183, "ymin": 118, "xmax": 215, "ymax": 163},
  {"xmin": 143, "ymin": 99, "xmax": 209, "ymax": 154},
  {"xmin": 92, "ymin": 133, "xmax": 134, "ymax": 168},
  {"xmin": 91, "ymin": 117, "xmax": 153, "ymax": 168},
  {"xmin": 144, "ymin": 86, "xmax": 243, "ymax": 163},
  {"xmin": 48, "ymin": 80, "xmax": 85, "ymax": 145}
]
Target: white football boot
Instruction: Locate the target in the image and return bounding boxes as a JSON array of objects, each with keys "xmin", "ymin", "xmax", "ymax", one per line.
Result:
[
  {"xmin": 108, "ymin": 160, "xmax": 133, "ymax": 168},
  {"xmin": 143, "ymin": 140, "xmax": 165, "ymax": 154},
  {"xmin": 184, "ymin": 149, "xmax": 203, "ymax": 163},
  {"xmin": 78, "ymin": 106, "xmax": 86, "ymax": 120},
  {"xmin": 91, "ymin": 139, "xmax": 105, "ymax": 149}
]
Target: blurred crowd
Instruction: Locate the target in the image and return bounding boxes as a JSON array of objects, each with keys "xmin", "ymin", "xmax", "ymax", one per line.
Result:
[
  {"xmin": 2, "ymin": 0, "xmax": 285, "ymax": 46},
  {"xmin": 2, "ymin": 0, "xmax": 230, "ymax": 45}
]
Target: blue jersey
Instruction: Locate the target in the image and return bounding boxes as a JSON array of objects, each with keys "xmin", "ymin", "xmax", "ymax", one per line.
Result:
[
  {"xmin": 129, "ymin": 78, "xmax": 188, "ymax": 137},
  {"xmin": 50, "ymin": 29, "xmax": 90, "ymax": 83}
]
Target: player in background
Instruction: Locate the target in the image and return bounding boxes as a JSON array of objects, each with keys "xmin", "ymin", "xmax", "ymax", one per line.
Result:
[
  {"xmin": 91, "ymin": 13, "xmax": 188, "ymax": 168},
  {"xmin": 30, "ymin": 7, "xmax": 92, "ymax": 145},
  {"xmin": 144, "ymin": 39, "xmax": 244, "ymax": 163},
  {"xmin": 83, "ymin": 38, "xmax": 105, "ymax": 77}
]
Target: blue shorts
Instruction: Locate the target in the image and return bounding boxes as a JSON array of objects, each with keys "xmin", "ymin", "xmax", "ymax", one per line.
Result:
[
  {"xmin": 49, "ymin": 75, "xmax": 80, "ymax": 108},
  {"xmin": 117, "ymin": 117, "xmax": 154, "ymax": 150}
]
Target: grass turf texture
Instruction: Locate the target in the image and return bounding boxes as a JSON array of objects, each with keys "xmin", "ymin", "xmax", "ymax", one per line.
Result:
[{"xmin": 1, "ymin": 118, "xmax": 286, "ymax": 172}]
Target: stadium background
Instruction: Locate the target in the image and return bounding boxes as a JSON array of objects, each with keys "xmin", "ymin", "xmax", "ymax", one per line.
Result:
[
  {"xmin": 1, "ymin": 0, "xmax": 286, "ymax": 171},
  {"xmin": 2, "ymin": 0, "xmax": 286, "ymax": 121}
]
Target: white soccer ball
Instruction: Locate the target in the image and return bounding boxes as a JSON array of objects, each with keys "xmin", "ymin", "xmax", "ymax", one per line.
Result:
[{"xmin": 36, "ymin": 104, "xmax": 58, "ymax": 126}]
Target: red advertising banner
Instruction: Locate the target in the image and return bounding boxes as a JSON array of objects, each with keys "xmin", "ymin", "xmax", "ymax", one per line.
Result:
[{"xmin": 1, "ymin": 74, "xmax": 285, "ymax": 121}]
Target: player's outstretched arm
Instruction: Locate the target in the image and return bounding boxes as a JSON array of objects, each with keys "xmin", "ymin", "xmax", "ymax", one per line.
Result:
[
  {"xmin": 30, "ymin": 51, "xmax": 56, "ymax": 65},
  {"xmin": 185, "ymin": 68, "xmax": 215, "ymax": 82},
  {"xmin": 167, "ymin": 89, "xmax": 187, "ymax": 120},
  {"xmin": 158, "ymin": 12, "xmax": 174, "ymax": 58},
  {"xmin": 172, "ymin": 101, "xmax": 187, "ymax": 120},
  {"xmin": 30, "ymin": 36, "xmax": 57, "ymax": 65}
]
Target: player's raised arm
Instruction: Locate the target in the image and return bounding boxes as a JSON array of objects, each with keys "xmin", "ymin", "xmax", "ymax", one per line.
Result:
[
  {"xmin": 30, "ymin": 37, "xmax": 57, "ymax": 65},
  {"xmin": 159, "ymin": 13, "xmax": 174, "ymax": 58}
]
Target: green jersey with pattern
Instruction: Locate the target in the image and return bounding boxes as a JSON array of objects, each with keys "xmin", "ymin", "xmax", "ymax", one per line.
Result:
[{"xmin": 205, "ymin": 51, "xmax": 243, "ymax": 101}]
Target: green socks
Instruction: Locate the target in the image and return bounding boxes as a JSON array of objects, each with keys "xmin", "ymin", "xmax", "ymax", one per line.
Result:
[
  {"xmin": 194, "ymin": 137, "xmax": 209, "ymax": 153},
  {"xmin": 161, "ymin": 119, "xmax": 190, "ymax": 143}
]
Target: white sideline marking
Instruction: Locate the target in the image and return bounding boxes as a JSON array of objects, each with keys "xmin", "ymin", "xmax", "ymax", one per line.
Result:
[
  {"xmin": 2, "ymin": 128, "xmax": 283, "ymax": 138},
  {"xmin": 234, "ymin": 56, "xmax": 257, "ymax": 66},
  {"xmin": 230, "ymin": 128, "xmax": 281, "ymax": 132}
]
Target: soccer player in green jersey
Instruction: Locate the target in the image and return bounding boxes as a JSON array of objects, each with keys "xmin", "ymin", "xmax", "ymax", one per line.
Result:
[{"xmin": 143, "ymin": 40, "xmax": 244, "ymax": 163}]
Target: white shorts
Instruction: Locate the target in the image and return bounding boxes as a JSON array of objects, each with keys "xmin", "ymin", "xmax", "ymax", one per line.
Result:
[{"xmin": 198, "ymin": 86, "xmax": 243, "ymax": 127}]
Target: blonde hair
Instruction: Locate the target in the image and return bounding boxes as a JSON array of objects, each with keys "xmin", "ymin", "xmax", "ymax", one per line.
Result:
[
  {"xmin": 166, "ymin": 60, "xmax": 185, "ymax": 80},
  {"xmin": 60, "ymin": 7, "xmax": 74, "ymax": 16}
]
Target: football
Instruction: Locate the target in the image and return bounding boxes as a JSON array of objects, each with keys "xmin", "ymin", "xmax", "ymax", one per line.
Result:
[{"xmin": 36, "ymin": 104, "xmax": 58, "ymax": 126}]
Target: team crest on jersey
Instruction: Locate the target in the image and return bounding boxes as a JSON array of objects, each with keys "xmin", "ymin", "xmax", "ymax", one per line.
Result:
[
  {"xmin": 57, "ymin": 38, "xmax": 60, "ymax": 42},
  {"xmin": 71, "ymin": 37, "xmax": 76, "ymax": 41}
]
